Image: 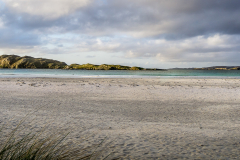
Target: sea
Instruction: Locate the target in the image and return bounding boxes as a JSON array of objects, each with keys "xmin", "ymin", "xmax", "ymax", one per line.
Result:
[{"xmin": 0, "ymin": 69, "xmax": 240, "ymax": 78}]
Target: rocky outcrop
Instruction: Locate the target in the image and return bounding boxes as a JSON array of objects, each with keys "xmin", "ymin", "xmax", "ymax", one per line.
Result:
[
  {"xmin": 64, "ymin": 63, "xmax": 145, "ymax": 70},
  {"xmin": 64, "ymin": 63, "xmax": 165, "ymax": 70},
  {"xmin": 0, "ymin": 55, "xmax": 67, "ymax": 69}
]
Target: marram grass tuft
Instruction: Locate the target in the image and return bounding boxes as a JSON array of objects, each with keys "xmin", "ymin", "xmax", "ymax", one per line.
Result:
[{"xmin": 0, "ymin": 118, "xmax": 116, "ymax": 160}]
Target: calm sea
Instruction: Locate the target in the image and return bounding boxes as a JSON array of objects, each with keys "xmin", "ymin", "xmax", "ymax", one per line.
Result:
[{"xmin": 0, "ymin": 69, "xmax": 240, "ymax": 78}]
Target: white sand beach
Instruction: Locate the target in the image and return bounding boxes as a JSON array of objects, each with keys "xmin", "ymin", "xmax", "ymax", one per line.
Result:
[{"xmin": 0, "ymin": 78, "xmax": 240, "ymax": 159}]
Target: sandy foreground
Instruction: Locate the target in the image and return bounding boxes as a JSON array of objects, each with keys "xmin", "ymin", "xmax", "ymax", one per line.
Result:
[{"xmin": 0, "ymin": 77, "xmax": 240, "ymax": 159}]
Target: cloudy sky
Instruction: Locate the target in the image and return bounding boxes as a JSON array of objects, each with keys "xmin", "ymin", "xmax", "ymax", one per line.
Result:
[{"xmin": 0, "ymin": 0, "xmax": 240, "ymax": 68}]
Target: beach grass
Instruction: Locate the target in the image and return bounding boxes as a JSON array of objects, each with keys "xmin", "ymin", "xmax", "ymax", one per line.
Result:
[{"xmin": 0, "ymin": 118, "xmax": 115, "ymax": 160}]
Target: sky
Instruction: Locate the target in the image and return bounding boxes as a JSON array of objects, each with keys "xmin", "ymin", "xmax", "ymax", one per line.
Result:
[{"xmin": 0, "ymin": 0, "xmax": 240, "ymax": 69}]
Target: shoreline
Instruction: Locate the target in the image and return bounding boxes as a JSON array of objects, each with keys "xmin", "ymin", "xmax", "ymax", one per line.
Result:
[{"xmin": 1, "ymin": 75, "xmax": 240, "ymax": 79}]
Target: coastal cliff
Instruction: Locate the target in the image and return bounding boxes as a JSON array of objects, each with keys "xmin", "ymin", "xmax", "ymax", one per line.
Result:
[{"xmin": 0, "ymin": 55, "xmax": 67, "ymax": 69}]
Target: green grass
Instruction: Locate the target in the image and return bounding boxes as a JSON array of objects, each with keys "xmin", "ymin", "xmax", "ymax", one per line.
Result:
[{"xmin": 0, "ymin": 118, "xmax": 115, "ymax": 160}]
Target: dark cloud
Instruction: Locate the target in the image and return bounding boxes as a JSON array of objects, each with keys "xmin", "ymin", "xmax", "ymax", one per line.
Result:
[
  {"xmin": 0, "ymin": 6, "xmax": 40, "ymax": 47},
  {"xmin": 3, "ymin": 0, "xmax": 240, "ymax": 38},
  {"xmin": 0, "ymin": 28, "xmax": 40, "ymax": 47},
  {"xmin": 59, "ymin": 0, "xmax": 240, "ymax": 38}
]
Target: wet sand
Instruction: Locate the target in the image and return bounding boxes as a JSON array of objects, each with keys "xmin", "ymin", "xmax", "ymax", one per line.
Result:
[{"xmin": 0, "ymin": 78, "xmax": 240, "ymax": 159}]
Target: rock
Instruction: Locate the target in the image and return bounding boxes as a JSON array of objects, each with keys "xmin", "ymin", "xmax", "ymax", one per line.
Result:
[
  {"xmin": 0, "ymin": 55, "xmax": 67, "ymax": 69},
  {"xmin": 29, "ymin": 83, "xmax": 37, "ymax": 86}
]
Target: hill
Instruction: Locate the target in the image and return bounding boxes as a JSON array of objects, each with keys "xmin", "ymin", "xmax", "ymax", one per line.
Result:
[
  {"xmin": 0, "ymin": 55, "xmax": 67, "ymax": 69},
  {"xmin": 0, "ymin": 55, "xmax": 164, "ymax": 70}
]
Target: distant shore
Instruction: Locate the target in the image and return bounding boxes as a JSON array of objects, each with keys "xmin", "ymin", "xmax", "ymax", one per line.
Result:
[{"xmin": 1, "ymin": 54, "xmax": 240, "ymax": 71}]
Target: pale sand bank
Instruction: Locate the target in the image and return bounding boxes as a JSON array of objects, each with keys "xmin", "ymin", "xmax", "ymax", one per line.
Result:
[{"xmin": 0, "ymin": 78, "xmax": 240, "ymax": 159}]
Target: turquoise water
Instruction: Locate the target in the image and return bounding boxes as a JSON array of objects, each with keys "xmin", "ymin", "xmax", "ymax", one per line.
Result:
[{"xmin": 0, "ymin": 69, "xmax": 240, "ymax": 78}]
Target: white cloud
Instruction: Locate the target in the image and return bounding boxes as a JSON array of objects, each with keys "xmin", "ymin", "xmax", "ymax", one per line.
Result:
[
  {"xmin": 3, "ymin": 0, "xmax": 91, "ymax": 19},
  {"xmin": 0, "ymin": 46, "xmax": 37, "ymax": 55},
  {"xmin": 206, "ymin": 34, "xmax": 225, "ymax": 46},
  {"xmin": 119, "ymin": 34, "xmax": 240, "ymax": 62}
]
